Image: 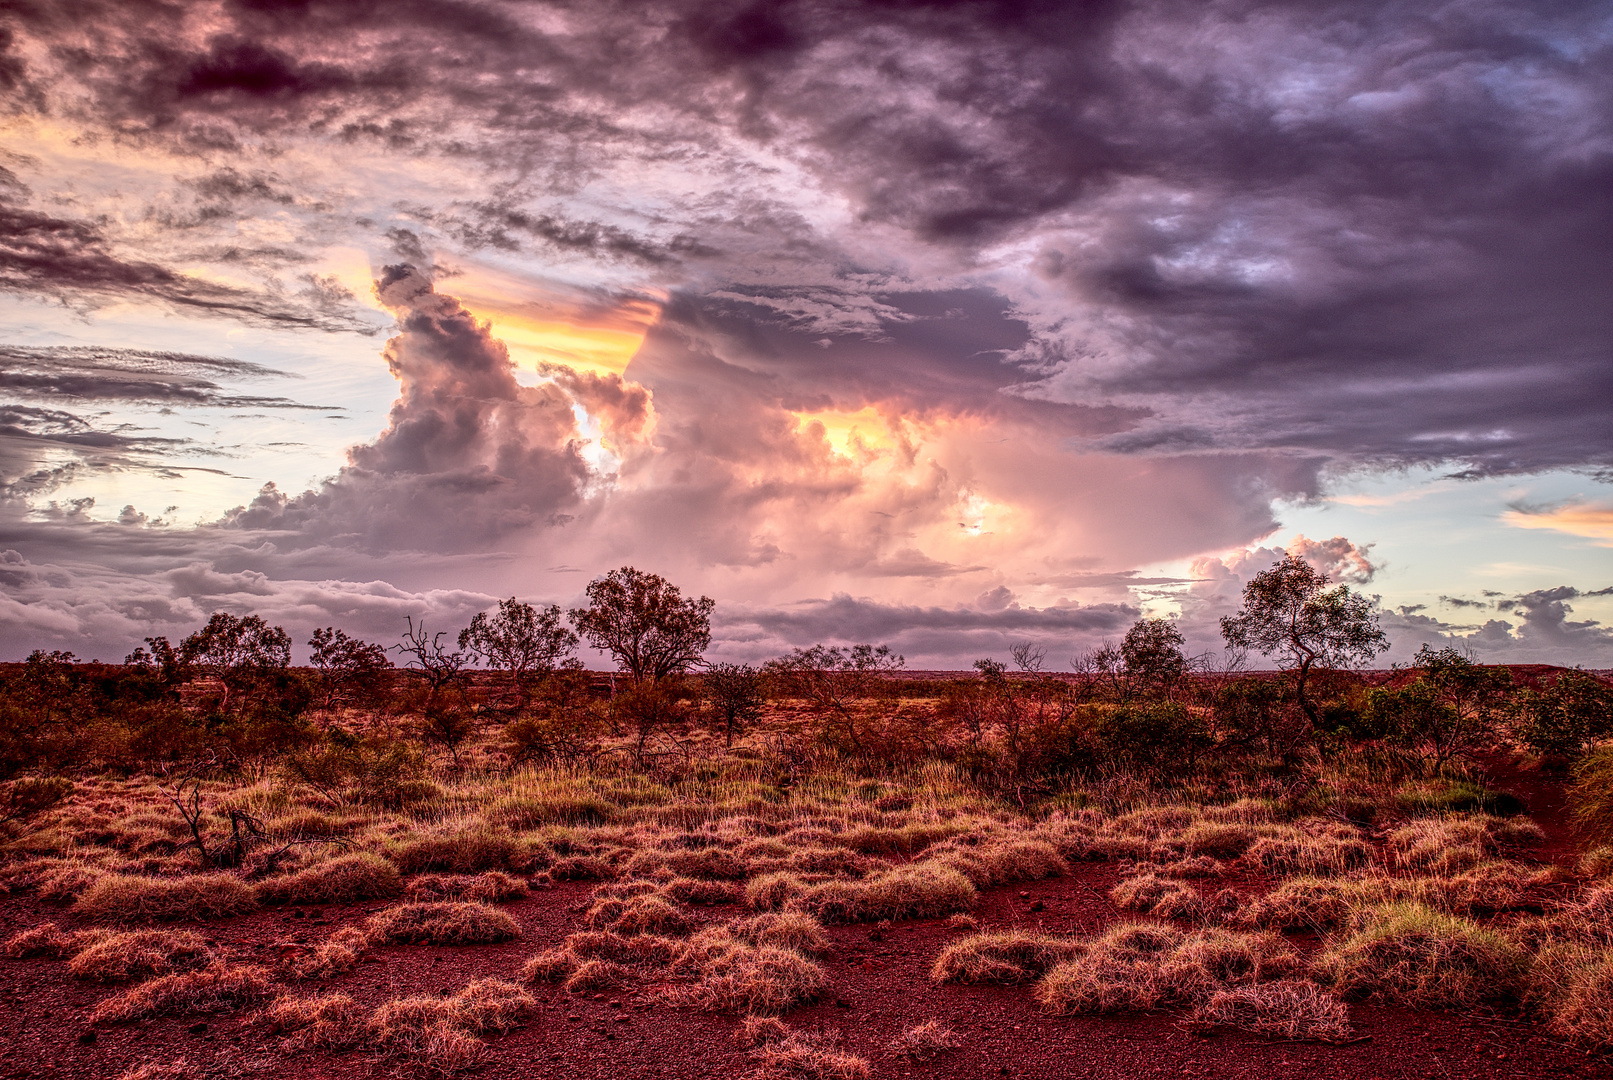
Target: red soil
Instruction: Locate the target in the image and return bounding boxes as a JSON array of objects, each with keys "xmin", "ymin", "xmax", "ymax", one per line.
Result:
[{"xmin": 2, "ymin": 840, "xmax": 1605, "ymax": 1080}]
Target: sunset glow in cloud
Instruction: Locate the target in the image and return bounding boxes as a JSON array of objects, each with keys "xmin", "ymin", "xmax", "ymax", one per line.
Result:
[{"xmin": 0, "ymin": 0, "xmax": 1608, "ymax": 666}]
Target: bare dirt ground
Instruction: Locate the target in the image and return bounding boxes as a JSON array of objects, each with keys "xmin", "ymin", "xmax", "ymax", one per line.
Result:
[{"xmin": 3, "ymin": 791, "xmax": 1603, "ymax": 1080}]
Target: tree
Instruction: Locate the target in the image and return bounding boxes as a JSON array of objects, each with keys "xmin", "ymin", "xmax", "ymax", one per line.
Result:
[
  {"xmin": 704, "ymin": 663, "xmax": 767, "ymax": 746},
  {"xmin": 1512, "ymin": 669, "xmax": 1613, "ymax": 760},
  {"xmin": 1120, "ymin": 618, "xmax": 1190, "ymax": 701},
  {"xmin": 459, "ymin": 597, "xmax": 579, "ymax": 710},
  {"xmin": 569, "ymin": 567, "xmax": 714, "ymax": 685},
  {"xmin": 181, "ymin": 612, "xmax": 292, "ymax": 715},
  {"xmin": 308, "ymin": 627, "xmax": 392, "ymax": 711},
  {"xmin": 1220, "ymin": 554, "xmax": 1387, "ymax": 729},
  {"xmin": 765, "ymin": 643, "xmax": 904, "ymax": 753},
  {"xmin": 1366, "ymin": 647, "xmax": 1512, "ymax": 774},
  {"xmin": 393, "ymin": 616, "xmax": 469, "ymax": 698}
]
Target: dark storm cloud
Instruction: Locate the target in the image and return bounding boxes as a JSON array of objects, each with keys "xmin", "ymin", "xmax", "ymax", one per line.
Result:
[
  {"xmin": 0, "ymin": 198, "xmax": 373, "ymax": 332},
  {"xmin": 0, "ymin": 345, "xmax": 327, "ymax": 410},
  {"xmin": 715, "ymin": 591, "xmax": 1139, "ymax": 666}
]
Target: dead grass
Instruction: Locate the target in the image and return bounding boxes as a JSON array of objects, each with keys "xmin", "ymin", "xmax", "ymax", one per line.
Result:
[
  {"xmin": 1313, "ymin": 902, "xmax": 1524, "ymax": 1009},
  {"xmin": 76, "ymin": 873, "xmax": 260, "ymax": 923},
  {"xmin": 405, "ymin": 871, "xmax": 529, "ymax": 903},
  {"xmin": 661, "ymin": 876, "xmax": 743, "ymax": 904},
  {"xmin": 451, "ymin": 978, "xmax": 537, "ymax": 1033},
  {"xmin": 735, "ymin": 912, "xmax": 830, "ymax": 956},
  {"xmin": 1162, "ymin": 855, "xmax": 1225, "ymax": 878},
  {"xmin": 890, "ymin": 1019, "xmax": 963, "ymax": 1061},
  {"xmin": 259, "ymin": 853, "xmax": 401, "ymax": 905},
  {"xmin": 364, "ymin": 901, "xmax": 522, "ymax": 945},
  {"xmin": 1241, "ymin": 823, "xmax": 1371, "ymax": 877},
  {"xmin": 931, "ymin": 931, "xmax": 1084, "ymax": 985},
  {"xmin": 116, "ymin": 1060, "xmax": 194, "ymax": 1080},
  {"xmin": 746, "ymin": 872, "xmax": 807, "ymax": 912},
  {"xmin": 68, "ymin": 928, "xmax": 212, "ymax": 982},
  {"xmin": 564, "ymin": 958, "xmax": 633, "ymax": 992},
  {"xmin": 90, "ymin": 961, "xmax": 274, "ymax": 1023},
  {"xmin": 367, "ymin": 996, "xmax": 484, "ymax": 1075},
  {"xmin": 1187, "ymin": 979, "xmax": 1354, "ymax": 1042},
  {"xmin": 1539, "ymin": 946, "xmax": 1613, "ymax": 1049}
]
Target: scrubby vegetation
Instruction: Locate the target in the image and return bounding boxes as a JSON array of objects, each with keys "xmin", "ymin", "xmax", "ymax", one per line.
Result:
[{"xmin": 2, "ymin": 566, "xmax": 1612, "ymax": 1076}]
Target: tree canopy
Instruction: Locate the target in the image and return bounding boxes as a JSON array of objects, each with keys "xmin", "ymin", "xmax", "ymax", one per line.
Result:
[{"xmin": 569, "ymin": 567, "xmax": 714, "ymax": 684}]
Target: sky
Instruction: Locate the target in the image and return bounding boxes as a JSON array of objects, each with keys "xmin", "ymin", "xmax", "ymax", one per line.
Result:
[{"xmin": 0, "ymin": 0, "xmax": 1609, "ymax": 669}]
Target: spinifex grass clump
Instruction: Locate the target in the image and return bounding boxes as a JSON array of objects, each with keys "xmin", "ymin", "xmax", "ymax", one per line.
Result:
[
  {"xmin": 68, "ymin": 929, "xmax": 212, "ymax": 982},
  {"xmin": 91, "ymin": 962, "xmax": 275, "ymax": 1023},
  {"xmin": 364, "ymin": 901, "xmax": 521, "ymax": 945},
  {"xmin": 932, "ymin": 931, "xmax": 1085, "ymax": 985},
  {"xmin": 259, "ymin": 852, "xmax": 401, "ymax": 905},
  {"xmin": 76, "ymin": 873, "xmax": 260, "ymax": 923},
  {"xmin": 1313, "ymin": 902, "xmax": 1524, "ymax": 1009}
]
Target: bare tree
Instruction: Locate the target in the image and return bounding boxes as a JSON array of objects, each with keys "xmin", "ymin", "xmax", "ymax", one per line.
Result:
[
  {"xmin": 570, "ymin": 567, "xmax": 714, "ymax": 685},
  {"xmin": 394, "ymin": 616, "xmax": 469, "ymax": 697}
]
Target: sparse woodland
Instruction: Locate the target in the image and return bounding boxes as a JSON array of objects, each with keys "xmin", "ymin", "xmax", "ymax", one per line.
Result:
[{"xmin": 2, "ymin": 565, "xmax": 1612, "ymax": 1079}]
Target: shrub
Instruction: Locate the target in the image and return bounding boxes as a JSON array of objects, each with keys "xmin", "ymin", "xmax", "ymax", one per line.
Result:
[
  {"xmin": 932, "ymin": 931, "xmax": 1083, "ymax": 985},
  {"xmin": 364, "ymin": 902, "xmax": 521, "ymax": 946},
  {"xmin": 1313, "ymin": 903, "xmax": 1523, "ymax": 1009},
  {"xmin": 76, "ymin": 873, "xmax": 260, "ymax": 923},
  {"xmin": 405, "ymin": 871, "xmax": 529, "ymax": 904},
  {"xmin": 1187, "ymin": 980, "xmax": 1353, "ymax": 1042},
  {"xmin": 265, "ymin": 991, "xmax": 367, "ymax": 1049},
  {"xmin": 260, "ymin": 853, "xmax": 401, "ymax": 905},
  {"xmin": 891, "ymin": 1019, "xmax": 962, "ymax": 1061},
  {"xmin": 68, "ymin": 929, "xmax": 212, "ymax": 982},
  {"xmin": 91, "ymin": 962, "xmax": 274, "ymax": 1022},
  {"xmin": 790, "ymin": 863, "xmax": 974, "ymax": 924},
  {"xmin": 286, "ymin": 925, "xmax": 370, "ymax": 979}
]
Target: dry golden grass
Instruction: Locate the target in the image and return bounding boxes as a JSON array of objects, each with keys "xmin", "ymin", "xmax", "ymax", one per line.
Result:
[
  {"xmin": 931, "ymin": 931, "xmax": 1084, "ymax": 985},
  {"xmin": 1110, "ymin": 872, "xmax": 1202, "ymax": 919},
  {"xmin": 746, "ymin": 872, "xmax": 807, "ymax": 912},
  {"xmin": 661, "ymin": 876, "xmax": 744, "ymax": 904},
  {"xmin": 4, "ymin": 921, "xmax": 82, "ymax": 958},
  {"xmin": 1187, "ymin": 979, "xmax": 1354, "ymax": 1042},
  {"xmin": 1539, "ymin": 946, "xmax": 1613, "ymax": 1049},
  {"xmin": 76, "ymin": 873, "xmax": 260, "ymax": 923},
  {"xmin": 405, "ymin": 870, "xmax": 530, "ymax": 903},
  {"xmin": 264, "ymin": 991, "xmax": 368, "ymax": 1049},
  {"xmin": 1241, "ymin": 823, "xmax": 1371, "ymax": 877},
  {"xmin": 388, "ymin": 825, "xmax": 532, "ymax": 875},
  {"xmin": 583, "ymin": 893, "xmax": 692, "ymax": 936},
  {"xmin": 259, "ymin": 852, "xmax": 401, "ymax": 905},
  {"xmin": 1036, "ymin": 923, "xmax": 1300, "ymax": 1015},
  {"xmin": 451, "ymin": 978, "xmax": 537, "ymax": 1033},
  {"xmin": 890, "ymin": 1019, "xmax": 962, "ymax": 1061},
  {"xmin": 68, "ymin": 928, "xmax": 211, "ymax": 982},
  {"xmin": 669, "ymin": 929, "xmax": 826, "ymax": 1015},
  {"xmin": 90, "ymin": 961, "xmax": 274, "ymax": 1023},
  {"xmin": 788, "ymin": 862, "xmax": 975, "ymax": 924},
  {"xmin": 285, "ymin": 925, "xmax": 370, "ymax": 979},
  {"xmin": 116, "ymin": 1059, "xmax": 194, "ymax": 1080},
  {"xmin": 364, "ymin": 901, "xmax": 521, "ymax": 945},
  {"xmin": 367, "ymin": 996, "xmax": 484, "ymax": 1075},
  {"xmin": 735, "ymin": 912, "xmax": 830, "ymax": 956},
  {"xmin": 748, "ymin": 1030, "xmax": 870, "ymax": 1080},
  {"xmin": 1313, "ymin": 902, "xmax": 1524, "ymax": 1009},
  {"xmin": 564, "ymin": 958, "xmax": 633, "ymax": 992}
]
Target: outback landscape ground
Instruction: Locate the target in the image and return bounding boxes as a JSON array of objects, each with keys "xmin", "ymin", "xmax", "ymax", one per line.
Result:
[{"xmin": 2, "ymin": 575, "xmax": 1612, "ymax": 1079}]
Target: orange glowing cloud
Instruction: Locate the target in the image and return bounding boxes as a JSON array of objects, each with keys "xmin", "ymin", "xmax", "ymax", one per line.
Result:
[{"xmin": 1502, "ymin": 501, "xmax": 1613, "ymax": 546}]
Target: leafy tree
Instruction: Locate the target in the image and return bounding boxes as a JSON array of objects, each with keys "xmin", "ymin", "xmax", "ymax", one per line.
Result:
[
  {"xmin": 1219, "ymin": 554, "xmax": 1388, "ymax": 729},
  {"xmin": 1512, "ymin": 669, "xmax": 1613, "ymax": 760},
  {"xmin": 180, "ymin": 612, "xmax": 292, "ymax": 715},
  {"xmin": 704, "ymin": 662, "xmax": 767, "ymax": 746},
  {"xmin": 1120, "ymin": 618, "xmax": 1190, "ymax": 701},
  {"xmin": 308, "ymin": 627, "xmax": 392, "ymax": 711},
  {"xmin": 1365, "ymin": 647, "xmax": 1512, "ymax": 774},
  {"xmin": 459, "ymin": 597, "xmax": 579, "ymax": 710},
  {"xmin": 1212, "ymin": 676, "xmax": 1305, "ymax": 759},
  {"xmin": 570, "ymin": 567, "xmax": 714, "ymax": 685}
]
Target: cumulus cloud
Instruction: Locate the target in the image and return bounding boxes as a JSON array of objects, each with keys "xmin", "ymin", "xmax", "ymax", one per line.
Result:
[{"xmin": 220, "ymin": 265, "xmax": 654, "ymax": 552}]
